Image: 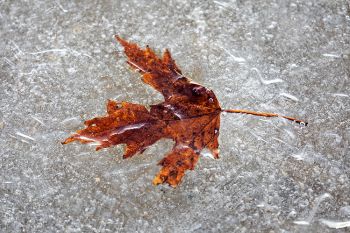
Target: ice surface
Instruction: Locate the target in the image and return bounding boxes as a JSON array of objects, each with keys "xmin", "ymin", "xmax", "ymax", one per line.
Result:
[{"xmin": 1, "ymin": 0, "xmax": 349, "ymax": 232}]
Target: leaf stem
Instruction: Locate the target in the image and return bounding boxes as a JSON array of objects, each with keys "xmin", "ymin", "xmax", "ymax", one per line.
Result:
[{"xmin": 222, "ymin": 109, "xmax": 307, "ymax": 126}]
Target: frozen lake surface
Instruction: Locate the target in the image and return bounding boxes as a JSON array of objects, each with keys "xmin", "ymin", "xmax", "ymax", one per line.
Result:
[{"xmin": 1, "ymin": 0, "xmax": 349, "ymax": 232}]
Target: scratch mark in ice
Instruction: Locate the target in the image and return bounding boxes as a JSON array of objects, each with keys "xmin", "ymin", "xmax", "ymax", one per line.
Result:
[
  {"xmin": 27, "ymin": 48, "xmax": 94, "ymax": 60},
  {"xmin": 10, "ymin": 40, "xmax": 24, "ymax": 55},
  {"xmin": 9, "ymin": 134, "xmax": 31, "ymax": 144},
  {"xmin": 15, "ymin": 132, "xmax": 36, "ymax": 141},
  {"xmin": 284, "ymin": 129, "xmax": 296, "ymax": 139},
  {"xmin": 3, "ymin": 57, "xmax": 15, "ymax": 67},
  {"xmin": 31, "ymin": 116, "xmax": 45, "ymax": 126},
  {"xmin": 251, "ymin": 68, "xmax": 284, "ymax": 85},
  {"xmin": 320, "ymin": 219, "xmax": 350, "ymax": 229},
  {"xmin": 55, "ymin": 0, "xmax": 68, "ymax": 13},
  {"xmin": 70, "ymin": 49, "xmax": 94, "ymax": 60},
  {"xmin": 280, "ymin": 93, "xmax": 299, "ymax": 102},
  {"xmin": 293, "ymin": 220, "xmax": 310, "ymax": 225},
  {"xmin": 215, "ymin": 43, "xmax": 246, "ymax": 64},
  {"xmin": 256, "ymin": 203, "xmax": 278, "ymax": 211},
  {"xmin": 28, "ymin": 49, "xmax": 68, "ymax": 55},
  {"xmin": 294, "ymin": 193, "xmax": 332, "ymax": 226},
  {"xmin": 328, "ymin": 93, "xmax": 349, "ymax": 98},
  {"xmin": 60, "ymin": 117, "xmax": 80, "ymax": 124},
  {"xmin": 45, "ymin": 7, "xmax": 55, "ymax": 14},
  {"xmin": 222, "ymin": 48, "xmax": 246, "ymax": 63},
  {"xmin": 213, "ymin": 1, "xmax": 232, "ymax": 10},
  {"xmin": 291, "ymin": 146, "xmax": 307, "ymax": 161},
  {"xmin": 322, "ymin": 53, "xmax": 341, "ymax": 58},
  {"xmin": 19, "ymin": 69, "xmax": 38, "ymax": 76},
  {"xmin": 114, "ymin": 163, "xmax": 153, "ymax": 175},
  {"xmin": 78, "ymin": 152, "xmax": 91, "ymax": 156},
  {"xmin": 257, "ymin": 203, "xmax": 265, "ymax": 208},
  {"xmin": 272, "ymin": 137, "xmax": 293, "ymax": 148},
  {"xmin": 249, "ymin": 132, "xmax": 268, "ymax": 143}
]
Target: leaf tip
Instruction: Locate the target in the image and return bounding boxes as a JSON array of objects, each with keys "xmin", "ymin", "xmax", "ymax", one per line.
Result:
[
  {"xmin": 152, "ymin": 175, "xmax": 162, "ymax": 186},
  {"xmin": 152, "ymin": 175, "xmax": 178, "ymax": 188},
  {"xmin": 212, "ymin": 148, "xmax": 220, "ymax": 159},
  {"xmin": 115, "ymin": 35, "xmax": 128, "ymax": 47},
  {"xmin": 114, "ymin": 34, "xmax": 121, "ymax": 41},
  {"xmin": 61, "ymin": 136, "xmax": 75, "ymax": 145}
]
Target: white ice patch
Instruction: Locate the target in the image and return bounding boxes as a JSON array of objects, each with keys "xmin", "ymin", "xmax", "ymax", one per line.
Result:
[
  {"xmin": 251, "ymin": 68, "xmax": 284, "ymax": 85},
  {"xmin": 15, "ymin": 132, "xmax": 35, "ymax": 141},
  {"xmin": 222, "ymin": 47, "xmax": 246, "ymax": 63},
  {"xmin": 280, "ymin": 93, "xmax": 299, "ymax": 102},
  {"xmin": 328, "ymin": 93, "xmax": 349, "ymax": 98},
  {"xmin": 322, "ymin": 53, "xmax": 341, "ymax": 58},
  {"xmin": 31, "ymin": 116, "xmax": 45, "ymax": 125},
  {"xmin": 320, "ymin": 219, "xmax": 350, "ymax": 229},
  {"xmin": 293, "ymin": 220, "xmax": 310, "ymax": 225},
  {"xmin": 200, "ymin": 148, "xmax": 216, "ymax": 159}
]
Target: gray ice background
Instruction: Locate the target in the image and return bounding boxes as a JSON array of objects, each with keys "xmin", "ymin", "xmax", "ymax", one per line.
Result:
[{"xmin": 1, "ymin": 0, "xmax": 350, "ymax": 232}]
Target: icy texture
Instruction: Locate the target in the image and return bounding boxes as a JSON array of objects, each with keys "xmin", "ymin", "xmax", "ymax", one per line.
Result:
[{"xmin": 1, "ymin": 0, "xmax": 349, "ymax": 232}]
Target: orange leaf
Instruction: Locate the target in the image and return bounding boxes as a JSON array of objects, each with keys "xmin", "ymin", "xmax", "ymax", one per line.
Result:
[{"xmin": 62, "ymin": 36, "xmax": 307, "ymax": 187}]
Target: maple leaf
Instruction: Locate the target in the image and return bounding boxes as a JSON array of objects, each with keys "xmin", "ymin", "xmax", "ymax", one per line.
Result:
[{"xmin": 62, "ymin": 36, "xmax": 307, "ymax": 187}]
